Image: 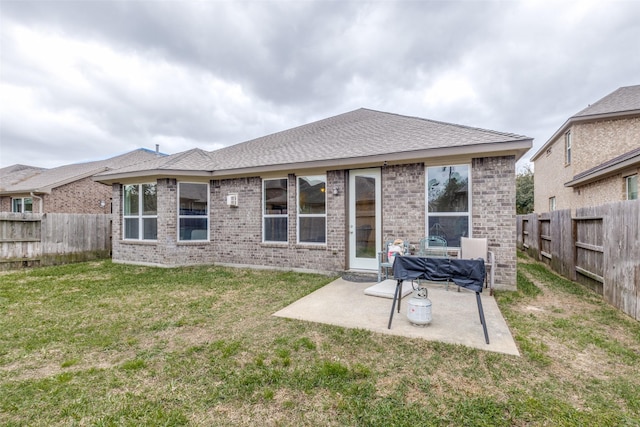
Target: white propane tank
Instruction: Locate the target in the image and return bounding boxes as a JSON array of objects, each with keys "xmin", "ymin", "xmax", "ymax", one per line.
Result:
[{"xmin": 407, "ymin": 286, "xmax": 432, "ymax": 326}]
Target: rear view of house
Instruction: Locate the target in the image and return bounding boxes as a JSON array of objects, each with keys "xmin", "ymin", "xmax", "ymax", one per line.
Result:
[{"xmin": 94, "ymin": 109, "xmax": 532, "ymax": 290}]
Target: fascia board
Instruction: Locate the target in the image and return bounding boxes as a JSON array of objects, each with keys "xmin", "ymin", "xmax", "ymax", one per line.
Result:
[{"xmin": 92, "ymin": 169, "xmax": 214, "ymax": 185}]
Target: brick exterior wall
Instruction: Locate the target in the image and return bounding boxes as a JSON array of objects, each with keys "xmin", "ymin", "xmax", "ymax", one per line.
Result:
[
  {"xmin": 1, "ymin": 177, "xmax": 112, "ymax": 214},
  {"xmin": 380, "ymin": 163, "xmax": 426, "ymax": 244},
  {"xmin": 534, "ymin": 116, "xmax": 640, "ymax": 213},
  {"xmin": 111, "ymin": 158, "xmax": 518, "ymax": 289},
  {"xmin": 47, "ymin": 177, "xmax": 113, "ymax": 214},
  {"xmin": 0, "ymin": 197, "xmax": 10, "ymax": 212},
  {"xmin": 472, "ymin": 156, "xmax": 517, "ymax": 290}
]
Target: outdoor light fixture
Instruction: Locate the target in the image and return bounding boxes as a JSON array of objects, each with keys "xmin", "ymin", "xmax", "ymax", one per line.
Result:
[
  {"xmin": 99, "ymin": 200, "xmax": 106, "ymax": 208},
  {"xmin": 333, "ymin": 186, "xmax": 339, "ymax": 196}
]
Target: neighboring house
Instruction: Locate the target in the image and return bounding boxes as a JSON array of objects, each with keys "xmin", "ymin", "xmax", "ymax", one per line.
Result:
[
  {"xmin": 0, "ymin": 149, "xmax": 164, "ymax": 214},
  {"xmin": 531, "ymin": 85, "xmax": 640, "ymax": 213},
  {"xmin": 94, "ymin": 108, "xmax": 532, "ymax": 290}
]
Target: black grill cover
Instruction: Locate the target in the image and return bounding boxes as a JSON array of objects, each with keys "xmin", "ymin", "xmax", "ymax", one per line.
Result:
[{"xmin": 392, "ymin": 256, "xmax": 486, "ymax": 293}]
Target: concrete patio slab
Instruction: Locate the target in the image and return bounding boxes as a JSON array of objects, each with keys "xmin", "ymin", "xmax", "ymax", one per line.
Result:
[{"xmin": 273, "ymin": 277, "xmax": 520, "ymax": 356}]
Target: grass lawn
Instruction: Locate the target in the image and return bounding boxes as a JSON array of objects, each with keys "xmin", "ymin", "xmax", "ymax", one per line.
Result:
[{"xmin": 1, "ymin": 255, "xmax": 639, "ymax": 426}]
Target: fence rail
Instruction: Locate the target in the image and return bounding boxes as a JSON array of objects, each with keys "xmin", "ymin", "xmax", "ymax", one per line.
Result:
[
  {"xmin": 0, "ymin": 212, "xmax": 111, "ymax": 270},
  {"xmin": 517, "ymin": 199, "xmax": 639, "ymax": 320}
]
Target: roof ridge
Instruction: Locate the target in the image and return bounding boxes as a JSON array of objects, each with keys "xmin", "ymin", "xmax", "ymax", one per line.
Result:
[{"xmin": 359, "ymin": 108, "xmax": 529, "ymax": 139}]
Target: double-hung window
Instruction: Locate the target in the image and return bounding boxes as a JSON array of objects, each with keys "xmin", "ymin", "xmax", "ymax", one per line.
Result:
[
  {"xmin": 565, "ymin": 131, "xmax": 572, "ymax": 165},
  {"xmin": 123, "ymin": 183, "xmax": 157, "ymax": 240},
  {"xmin": 178, "ymin": 182, "xmax": 209, "ymax": 241},
  {"xmin": 263, "ymin": 178, "xmax": 288, "ymax": 242},
  {"xmin": 426, "ymin": 165, "xmax": 470, "ymax": 247},
  {"xmin": 627, "ymin": 175, "xmax": 638, "ymax": 200},
  {"xmin": 297, "ymin": 176, "xmax": 326, "ymax": 244},
  {"xmin": 12, "ymin": 197, "xmax": 33, "ymax": 213}
]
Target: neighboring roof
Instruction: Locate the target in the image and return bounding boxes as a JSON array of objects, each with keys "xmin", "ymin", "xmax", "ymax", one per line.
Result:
[
  {"xmin": 573, "ymin": 85, "xmax": 640, "ymax": 118},
  {"xmin": 532, "ymin": 85, "xmax": 640, "ymax": 161},
  {"xmin": 95, "ymin": 108, "xmax": 533, "ymax": 183},
  {"xmin": 0, "ymin": 149, "xmax": 164, "ymax": 195},
  {"xmin": 565, "ymin": 147, "xmax": 640, "ymax": 188},
  {"xmin": 0, "ymin": 164, "xmax": 45, "ymax": 190}
]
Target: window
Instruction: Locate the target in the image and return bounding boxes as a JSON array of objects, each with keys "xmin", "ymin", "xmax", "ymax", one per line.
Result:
[
  {"xmin": 297, "ymin": 176, "xmax": 326, "ymax": 244},
  {"xmin": 263, "ymin": 178, "xmax": 288, "ymax": 242},
  {"xmin": 426, "ymin": 165, "xmax": 470, "ymax": 247},
  {"xmin": 565, "ymin": 131, "xmax": 572, "ymax": 165},
  {"xmin": 549, "ymin": 196, "xmax": 556, "ymax": 211},
  {"xmin": 178, "ymin": 182, "xmax": 209, "ymax": 241},
  {"xmin": 627, "ymin": 175, "xmax": 638, "ymax": 200},
  {"xmin": 12, "ymin": 197, "xmax": 33, "ymax": 213},
  {"xmin": 123, "ymin": 183, "xmax": 157, "ymax": 240}
]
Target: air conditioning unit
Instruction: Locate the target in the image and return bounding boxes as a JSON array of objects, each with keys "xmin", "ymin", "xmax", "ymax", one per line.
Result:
[{"xmin": 226, "ymin": 193, "xmax": 238, "ymax": 207}]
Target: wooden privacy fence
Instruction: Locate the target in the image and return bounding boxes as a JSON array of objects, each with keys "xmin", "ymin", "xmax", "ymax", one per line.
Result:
[
  {"xmin": 0, "ymin": 212, "xmax": 111, "ymax": 270},
  {"xmin": 517, "ymin": 199, "xmax": 640, "ymax": 320}
]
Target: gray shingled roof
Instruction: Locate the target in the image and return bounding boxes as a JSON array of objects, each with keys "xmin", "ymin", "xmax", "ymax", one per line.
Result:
[
  {"xmin": 94, "ymin": 148, "xmax": 216, "ymax": 175},
  {"xmin": 0, "ymin": 165, "xmax": 44, "ymax": 190},
  {"xmin": 573, "ymin": 85, "xmax": 640, "ymax": 117},
  {"xmin": 208, "ymin": 108, "xmax": 529, "ymax": 169},
  {"xmin": 96, "ymin": 108, "xmax": 531, "ymax": 178},
  {"xmin": 1, "ymin": 149, "xmax": 163, "ymax": 193}
]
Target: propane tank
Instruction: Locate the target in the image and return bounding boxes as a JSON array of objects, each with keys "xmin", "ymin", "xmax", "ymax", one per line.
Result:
[{"xmin": 407, "ymin": 286, "xmax": 432, "ymax": 326}]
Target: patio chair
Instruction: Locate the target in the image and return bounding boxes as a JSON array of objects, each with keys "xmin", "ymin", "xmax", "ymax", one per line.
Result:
[
  {"xmin": 417, "ymin": 235, "xmax": 448, "ymax": 258},
  {"xmin": 415, "ymin": 235, "xmax": 449, "ymax": 288},
  {"xmin": 377, "ymin": 239, "xmax": 409, "ymax": 282},
  {"xmin": 460, "ymin": 237, "xmax": 495, "ymax": 295}
]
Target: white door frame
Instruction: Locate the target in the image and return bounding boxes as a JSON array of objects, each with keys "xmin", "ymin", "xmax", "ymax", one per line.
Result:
[{"xmin": 348, "ymin": 168, "xmax": 381, "ymax": 270}]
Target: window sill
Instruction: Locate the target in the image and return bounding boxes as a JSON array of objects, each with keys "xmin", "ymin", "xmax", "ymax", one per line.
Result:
[
  {"xmin": 261, "ymin": 242, "xmax": 289, "ymax": 247},
  {"xmin": 119, "ymin": 240, "xmax": 157, "ymax": 245},
  {"xmin": 295, "ymin": 243, "xmax": 327, "ymax": 250}
]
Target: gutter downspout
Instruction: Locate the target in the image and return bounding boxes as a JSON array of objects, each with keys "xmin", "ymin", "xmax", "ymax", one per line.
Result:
[{"xmin": 30, "ymin": 192, "xmax": 43, "ymax": 214}]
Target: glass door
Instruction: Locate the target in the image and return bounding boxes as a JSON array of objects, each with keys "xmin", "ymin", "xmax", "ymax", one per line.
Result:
[{"xmin": 349, "ymin": 168, "xmax": 381, "ymax": 270}]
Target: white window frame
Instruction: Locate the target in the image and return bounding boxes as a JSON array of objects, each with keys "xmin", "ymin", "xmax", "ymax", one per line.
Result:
[
  {"xmin": 123, "ymin": 183, "xmax": 157, "ymax": 241},
  {"xmin": 263, "ymin": 178, "xmax": 288, "ymax": 243},
  {"xmin": 297, "ymin": 175, "xmax": 327, "ymax": 245},
  {"xmin": 565, "ymin": 131, "xmax": 572, "ymax": 165},
  {"xmin": 626, "ymin": 174, "xmax": 638, "ymax": 200},
  {"xmin": 178, "ymin": 182, "xmax": 209, "ymax": 241},
  {"xmin": 12, "ymin": 197, "xmax": 33, "ymax": 213},
  {"xmin": 425, "ymin": 164, "xmax": 471, "ymax": 248}
]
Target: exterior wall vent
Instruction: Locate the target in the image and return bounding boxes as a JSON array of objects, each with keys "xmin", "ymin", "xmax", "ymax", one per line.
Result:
[{"xmin": 226, "ymin": 193, "xmax": 238, "ymax": 207}]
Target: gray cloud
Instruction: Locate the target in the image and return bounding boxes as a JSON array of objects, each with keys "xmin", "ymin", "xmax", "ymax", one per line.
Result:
[{"xmin": 1, "ymin": 0, "xmax": 639, "ymax": 169}]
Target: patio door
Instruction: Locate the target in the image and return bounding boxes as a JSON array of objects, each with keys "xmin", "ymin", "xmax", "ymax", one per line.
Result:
[{"xmin": 348, "ymin": 168, "xmax": 381, "ymax": 270}]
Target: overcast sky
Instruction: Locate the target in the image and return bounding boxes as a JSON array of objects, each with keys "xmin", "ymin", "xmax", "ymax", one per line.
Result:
[{"xmin": 1, "ymin": 0, "xmax": 639, "ymax": 171}]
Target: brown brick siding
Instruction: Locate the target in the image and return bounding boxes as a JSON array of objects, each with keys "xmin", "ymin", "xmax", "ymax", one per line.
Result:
[
  {"xmin": 472, "ymin": 156, "xmax": 517, "ymax": 290},
  {"xmin": 574, "ymin": 117, "xmax": 640, "ymax": 173},
  {"xmin": 380, "ymin": 163, "xmax": 426, "ymax": 244},
  {"xmin": 0, "ymin": 197, "xmax": 10, "ymax": 212},
  {"xmin": 0, "ymin": 177, "xmax": 112, "ymax": 214},
  {"xmin": 111, "ymin": 158, "xmax": 518, "ymax": 289}
]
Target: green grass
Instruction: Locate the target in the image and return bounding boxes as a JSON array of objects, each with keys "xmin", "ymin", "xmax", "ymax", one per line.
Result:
[{"xmin": 1, "ymin": 257, "xmax": 640, "ymax": 426}]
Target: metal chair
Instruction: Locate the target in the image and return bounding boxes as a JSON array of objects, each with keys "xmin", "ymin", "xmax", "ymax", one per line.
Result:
[
  {"xmin": 418, "ymin": 235, "xmax": 448, "ymax": 258},
  {"xmin": 415, "ymin": 235, "xmax": 450, "ymax": 289},
  {"xmin": 460, "ymin": 237, "xmax": 495, "ymax": 295},
  {"xmin": 377, "ymin": 239, "xmax": 409, "ymax": 282}
]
